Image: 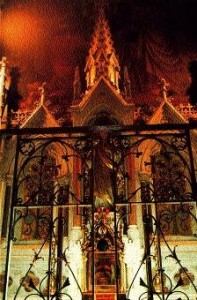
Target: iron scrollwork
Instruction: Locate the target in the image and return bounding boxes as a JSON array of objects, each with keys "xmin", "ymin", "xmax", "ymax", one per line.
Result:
[{"xmin": 1, "ymin": 127, "xmax": 197, "ymax": 300}]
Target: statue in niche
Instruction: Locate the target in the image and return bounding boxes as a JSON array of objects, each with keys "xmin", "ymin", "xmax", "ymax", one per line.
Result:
[
  {"xmin": 94, "ymin": 130, "xmax": 113, "ymax": 208},
  {"xmin": 95, "ymin": 258, "xmax": 115, "ymax": 286}
]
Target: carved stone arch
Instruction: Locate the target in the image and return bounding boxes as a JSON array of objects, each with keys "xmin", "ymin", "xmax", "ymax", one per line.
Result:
[
  {"xmin": 138, "ymin": 134, "xmax": 195, "ymax": 237},
  {"xmin": 45, "ymin": 142, "xmax": 71, "ymax": 177},
  {"xmin": 138, "ymin": 138, "xmax": 161, "ymax": 174},
  {"xmin": 81, "ymin": 103, "xmax": 123, "ymax": 126},
  {"xmin": 10, "ymin": 138, "xmax": 74, "ymax": 242},
  {"xmin": 88, "ymin": 110, "xmax": 119, "ymax": 126},
  {"xmin": 138, "ymin": 135, "xmax": 192, "ymax": 193}
]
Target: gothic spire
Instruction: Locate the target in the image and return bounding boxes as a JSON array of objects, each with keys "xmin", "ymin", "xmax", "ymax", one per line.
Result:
[
  {"xmin": 85, "ymin": 1, "xmax": 120, "ymax": 92},
  {"xmin": 95, "ymin": 0, "xmax": 108, "ymax": 19}
]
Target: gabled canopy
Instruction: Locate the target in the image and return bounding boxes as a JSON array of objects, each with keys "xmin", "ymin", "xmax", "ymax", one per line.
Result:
[
  {"xmin": 70, "ymin": 77, "xmax": 134, "ymax": 126},
  {"xmin": 21, "ymin": 104, "xmax": 59, "ymax": 129}
]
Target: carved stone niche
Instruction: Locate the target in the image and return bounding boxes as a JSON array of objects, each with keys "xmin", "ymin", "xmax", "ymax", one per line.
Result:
[
  {"xmin": 82, "ymin": 207, "xmax": 126, "ymax": 299},
  {"xmin": 88, "ymin": 252, "xmax": 116, "ymax": 293}
]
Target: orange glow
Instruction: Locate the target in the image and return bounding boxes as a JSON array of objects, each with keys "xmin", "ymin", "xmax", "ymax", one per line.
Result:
[{"xmin": 2, "ymin": 6, "xmax": 40, "ymax": 52}]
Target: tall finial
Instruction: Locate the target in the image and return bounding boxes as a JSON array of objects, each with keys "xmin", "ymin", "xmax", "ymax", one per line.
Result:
[
  {"xmin": 0, "ymin": 57, "xmax": 7, "ymax": 96},
  {"xmin": 73, "ymin": 66, "xmax": 81, "ymax": 101},
  {"xmin": 160, "ymin": 78, "xmax": 169, "ymax": 102},
  {"xmin": 39, "ymin": 82, "xmax": 46, "ymax": 106},
  {"xmin": 85, "ymin": 0, "xmax": 120, "ymax": 91},
  {"xmin": 0, "ymin": 57, "xmax": 7, "ymax": 128},
  {"xmin": 124, "ymin": 66, "xmax": 132, "ymax": 99},
  {"xmin": 95, "ymin": 0, "xmax": 108, "ymax": 19}
]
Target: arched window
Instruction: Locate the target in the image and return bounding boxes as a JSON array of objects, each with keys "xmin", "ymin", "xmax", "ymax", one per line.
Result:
[{"xmin": 89, "ymin": 111, "xmax": 118, "ymax": 126}]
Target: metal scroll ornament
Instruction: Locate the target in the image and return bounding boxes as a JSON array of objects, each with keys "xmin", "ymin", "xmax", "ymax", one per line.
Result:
[{"xmin": 174, "ymin": 268, "xmax": 195, "ymax": 287}]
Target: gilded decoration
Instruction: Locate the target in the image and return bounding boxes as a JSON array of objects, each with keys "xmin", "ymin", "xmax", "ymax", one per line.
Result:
[
  {"xmin": 0, "ymin": 273, "xmax": 13, "ymax": 292},
  {"xmin": 20, "ymin": 271, "xmax": 39, "ymax": 292},
  {"xmin": 174, "ymin": 268, "xmax": 195, "ymax": 287}
]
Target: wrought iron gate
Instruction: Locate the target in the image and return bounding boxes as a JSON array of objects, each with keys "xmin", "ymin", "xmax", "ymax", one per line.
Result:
[{"xmin": 0, "ymin": 124, "xmax": 197, "ymax": 300}]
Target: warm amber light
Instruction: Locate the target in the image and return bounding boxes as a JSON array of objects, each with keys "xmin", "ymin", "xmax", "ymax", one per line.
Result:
[{"xmin": 2, "ymin": 7, "xmax": 40, "ymax": 52}]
